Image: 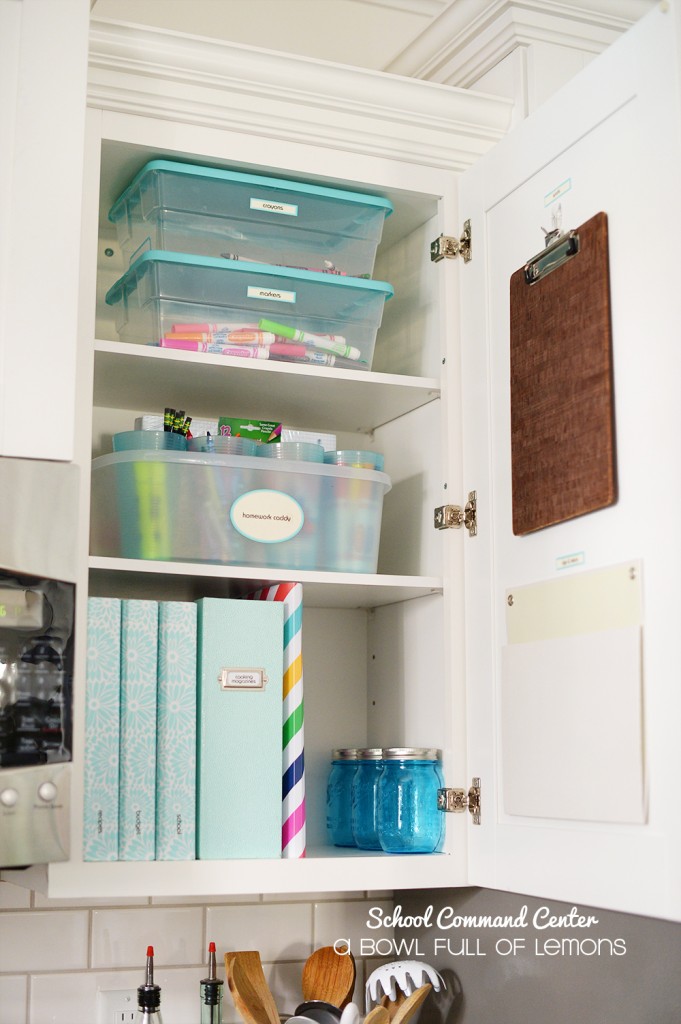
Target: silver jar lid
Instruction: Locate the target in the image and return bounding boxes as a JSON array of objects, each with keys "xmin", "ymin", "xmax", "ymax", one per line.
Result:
[
  {"xmin": 382, "ymin": 747, "xmax": 441, "ymax": 760},
  {"xmin": 332, "ymin": 748, "xmax": 360, "ymax": 760},
  {"xmin": 356, "ymin": 747, "xmax": 384, "ymax": 759}
]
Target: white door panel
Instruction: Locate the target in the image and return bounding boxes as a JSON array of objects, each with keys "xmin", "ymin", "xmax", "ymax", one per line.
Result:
[{"xmin": 460, "ymin": 5, "xmax": 681, "ymax": 920}]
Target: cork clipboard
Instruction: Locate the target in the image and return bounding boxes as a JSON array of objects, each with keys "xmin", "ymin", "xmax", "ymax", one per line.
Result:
[{"xmin": 509, "ymin": 211, "xmax": 617, "ymax": 535}]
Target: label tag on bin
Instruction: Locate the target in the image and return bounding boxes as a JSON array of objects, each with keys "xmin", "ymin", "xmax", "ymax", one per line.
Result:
[
  {"xmin": 230, "ymin": 489, "xmax": 304, "ymax": 543},
  {"xmin": 218, "ymin": 668, "xmax": 268, "ymax": 691},
  {"xmin": 247, "ymin": 285, "xmax": 297, "ymax": 303},
  {"xmin": 250, "ymin": 197, "xmax": 298, "ymax": 217}
]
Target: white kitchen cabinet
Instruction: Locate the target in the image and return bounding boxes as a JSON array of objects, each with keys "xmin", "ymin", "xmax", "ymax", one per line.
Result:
[
  {"xmin": 4, "ymin": 5, "xmax": 679, "ymax": 923},
  {"xmin": 0, "ymin": 0, "xmax": 89, "ymax": 461}
]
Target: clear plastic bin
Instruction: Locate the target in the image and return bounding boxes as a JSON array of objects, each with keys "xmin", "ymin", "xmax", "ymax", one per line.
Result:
[
  {"xmin": 90, "ymin": 450, "xmax": 391, "ymax": 573},
  {"xmin": 108, "ymin": 159, "xmax": 393, "ymax": 278},
  {"xmin": 105, "ymin": 252, "xmax": 393, "ymax": 371}
]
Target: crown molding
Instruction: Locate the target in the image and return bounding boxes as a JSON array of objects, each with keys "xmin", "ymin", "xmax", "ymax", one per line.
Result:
[
  {"xmin": 87, "ymin": 18, "xmax": 514, "ymax": 171},
  {"xmin": 384, "ymin": 0, "xmax": 656, "ymax": 84},
  {"xmin": 354, "ymin": 0, "xmax": 448, "ymax": 13}
]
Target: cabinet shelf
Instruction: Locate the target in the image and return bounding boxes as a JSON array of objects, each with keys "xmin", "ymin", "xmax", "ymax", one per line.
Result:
[
  {"xmin": 88, "ymin": 556, "xmax": 443, "ymax": 609},
  {"xmin": 93, "ymin": 340, "xmax": 441, "ymax": 434},
  {"xmin": 9, "ymin": 848, "xmax": 458, "ymax": 900}
]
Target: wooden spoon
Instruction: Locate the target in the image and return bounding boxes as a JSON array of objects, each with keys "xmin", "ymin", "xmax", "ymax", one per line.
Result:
[
  {"xmin": 390, "ymin": 984, "xmax": 432, "ymax": 1024},
  {"xmin": 365, "ymin": 1007, "xmax": 391, "ymax": 1024},
  {"xmin": 380, "ymin": 991, "xmax": 406, "ymax": 1021},
  {"xmin": 301, "ymin": 945, "xmax": 356, "ymax": 1008},
  {"xmin": 225, "ymin": 951, "xmax": 280, "ymax": 1024}
]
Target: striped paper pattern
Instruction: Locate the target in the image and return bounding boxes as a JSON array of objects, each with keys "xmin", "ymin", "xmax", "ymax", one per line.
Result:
[{"xmin": 247, "ymin": 581, "xmax": 306, "ymax": 858}]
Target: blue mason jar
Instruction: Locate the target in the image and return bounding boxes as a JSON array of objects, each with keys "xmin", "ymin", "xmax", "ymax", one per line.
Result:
[
  {"xmin": 326, "ymin": 749, "xmax": 359, "ymax": 847},
  {"xmin": 376, "ymin": 747, "xmax": 445, "ymax": 854},
  {"xmin": 351, "ymin": 748, "xmax": 384, "ymax": 850}
]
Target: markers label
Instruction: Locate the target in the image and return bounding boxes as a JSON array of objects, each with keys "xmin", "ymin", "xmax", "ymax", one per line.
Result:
[
  {"xmin": 247, "ymin": 285, "xmax": 296, "ymax": 304},
  {"xmin": 250, "ymin": 197, "xmax": 298, "ymax": 217},
  {"xmin": 231, "ymin": 489, "xmax": 304, "ymax": 543},
  {"xmin": 556, "ymin": 550, "xmax": 585, "ymax": 570},
  {"xmin": 544, "ymin": 178, "xmax": 572, "ymax": 206}
]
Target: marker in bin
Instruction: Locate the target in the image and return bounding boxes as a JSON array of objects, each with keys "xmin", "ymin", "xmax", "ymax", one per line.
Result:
[
  {"xmin": 165, "ymin": 330, "xmax": 279, "ymax": 345},
  {"xmin": 258, "ymin": 319, "xmax": 362, "ymax": 361},
  {"xmin": 159, "ymin": 337, "xmax": 338, "ymax": 365}
]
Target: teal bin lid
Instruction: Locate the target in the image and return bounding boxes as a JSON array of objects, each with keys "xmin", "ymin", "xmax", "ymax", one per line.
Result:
[
  {"xmin": 105, "ymin": 250, "xmax": 394, "ymax": 307},
  {"xmin": 109, "ymin": 158, "xmax": 394, "ymax": 222}
]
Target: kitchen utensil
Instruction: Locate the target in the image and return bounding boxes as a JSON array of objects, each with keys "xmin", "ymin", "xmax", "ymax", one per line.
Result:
[
  {"xmin": 225, "ymin": 951, "xmax": 280, "ymax": 1024},
  {"xmin": 301, "ymin": 945, "xmax": 356, "ymax": 1008},
  {"xmin": 294, "ymin": 1001, "xmax": 341, "ymax": 1024},
  {"xmin": 390, "ymin": 985, "xmax": 432, "ymax": 1024},
  {"xmin": 365, "ymin": 962, "xmax": 444, "ymax": 1010},
  {"xmin": 379, "ymin": 992, "xmax": 406, "ymax": 1021},
  {"xmin": 339, "ymin": 1002, "xmax": 360, "ymax": 1024},
  {"xmin": 364, "ymin": 1008, "xmax": 390, "ymax": 1024}
]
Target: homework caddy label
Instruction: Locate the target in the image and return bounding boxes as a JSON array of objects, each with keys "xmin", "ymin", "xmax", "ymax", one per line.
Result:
[{"xmin": 230, "ymin": 489, "xmax": 304, "ymax": 543}]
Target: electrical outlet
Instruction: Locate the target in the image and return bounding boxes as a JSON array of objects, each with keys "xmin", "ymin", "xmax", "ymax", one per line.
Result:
[{"xmin": 97, "ymin": 988, "xmax": 137, "ymax": 1024}]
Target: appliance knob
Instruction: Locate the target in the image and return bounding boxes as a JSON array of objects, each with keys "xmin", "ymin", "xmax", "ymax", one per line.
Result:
[
  {"xmin": 0, "ymin": 787, "xmax": 19, "ymax": 808},
  {"xmin": 37, "ymin": 781, "xmax": 58, "ymax": 802}
]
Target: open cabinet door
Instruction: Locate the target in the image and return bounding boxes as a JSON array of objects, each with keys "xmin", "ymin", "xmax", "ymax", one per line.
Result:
[{"xmin": 460, "ymin": 4, "xmax": 681, "ymax": 921}]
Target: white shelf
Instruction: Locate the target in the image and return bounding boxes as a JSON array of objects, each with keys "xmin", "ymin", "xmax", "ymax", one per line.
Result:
[
  {"xmin": 6, "ymin": 848, "xmax": 459, "ymax": 899},
  {"xmin": 88, "ymin": 557, "xmax": 443, "ymax": 609},
  {"xmin": 93, "ymin": 340, "xmax": 440, "ymax": 433}
]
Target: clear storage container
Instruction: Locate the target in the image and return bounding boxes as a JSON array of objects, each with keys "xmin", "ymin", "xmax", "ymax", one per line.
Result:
[
  {"xmin": 376, "ymin": 747, "xmax": 445, "ymax": 854},
  {"xmin": 89, "ymin": 450, "xmax": 391, "ymax": 573},
  {"xmin": 108, "ymin": 159, "xmax": 393, "ymax": 278},
  {"xmin": 105, "ymin": 252, "xmax": 393, "ymax": 372},
  {"xmin": 326, "ymin": 749, "xmax": 359, "ymax": 847}
]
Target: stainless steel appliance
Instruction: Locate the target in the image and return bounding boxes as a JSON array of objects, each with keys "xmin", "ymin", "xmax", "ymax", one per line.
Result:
[{"xmin": 0, "ymin": 457, "xmax": 79, "ymax": 867}]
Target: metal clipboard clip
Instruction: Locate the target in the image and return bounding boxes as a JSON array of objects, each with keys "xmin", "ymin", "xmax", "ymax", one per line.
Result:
[{"xmin": 524, "ymin": 228, "xmax": 580, "ymax": 284}]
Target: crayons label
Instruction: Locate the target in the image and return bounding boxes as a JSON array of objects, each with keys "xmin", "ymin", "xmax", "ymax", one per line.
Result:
[
  {"xmin": 250, "ymin": 197, "xmax": 298, "ymax": 217},
  {"xmin": 230, "ymin": 489, "xmax": 304, "ymax": 543},
  {"xmin": 247, "ymin": 285, "xmax": 296, "ymax": 304}
]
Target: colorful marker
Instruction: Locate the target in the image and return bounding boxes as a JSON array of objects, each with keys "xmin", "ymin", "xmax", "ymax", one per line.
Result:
[
  {"xmin": 258, "ymin": 319, "xmax": 361, "ymax": 361},
  {"xmin": 172, "ymin": 322, "xmax": 258, "ymax": 333},
  {"xmin": 158, "ymin": 337, "xmax": 336, "ymax": 365},
  {"xmin": 164, "ymin": 330, "xmax": 279, "ymax": 345}
]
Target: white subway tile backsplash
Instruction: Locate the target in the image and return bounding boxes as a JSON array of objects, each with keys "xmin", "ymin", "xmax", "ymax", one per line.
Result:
[
  {"xmin": 0, "ymin": 890, "xmax": 393, "ymax": 1024},
  {"xmin": 0, "ymin": 880, "xmax": 31, "ymax": 909},
  {"xmin": 313, "ymin": 898, "xmax": 393, "ymax": 956},
  {"xmin": 151, "ymin": 893, "xmax": 257, "ymax": 906},
  {"xmin": 268, "ymin": 959, "xmax": 307, "ymax": 1017},
  {"xmin": 264, "ymin": 891, "xmax": 358, "ymax": 903},
  {"xmin": 207, "ymin": 901, "xmax": 312, "ymax": 962},
  {"xmin": 0, "ymin": 975, "xmax": 27, "ymax": 1023},
  {"xmin": 0, "ymin": 910, "xmax": 89, "ymax": 973},
  {"xmin": 30, "ymin": 970, "xmax": 139, "ymax": 1024},
  {"xmin": 33, "ymin": 892, "xmax": 149, "ymax": 908},
  {"xmin": 142, "ymin": 966, "xmax": 207, "ymax": 1024},
  {"xmin": 91, "ymin": 906, "xmax": 203, "ymax": 968}
]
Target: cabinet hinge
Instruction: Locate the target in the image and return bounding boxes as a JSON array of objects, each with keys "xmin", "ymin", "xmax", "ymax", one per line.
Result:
[
  {"xmin": 434, "ymin": 491, "xmax": 477, "ymax": 537},
  {"xmin": 430, "ymin": 220, "xmax": 472, "ymax": 263},
  {"xmin": 438, "ymin": 778, "xmax": 481, "ymax": 825}
]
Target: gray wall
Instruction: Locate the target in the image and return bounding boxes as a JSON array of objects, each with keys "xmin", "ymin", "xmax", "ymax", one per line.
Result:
[{"xmin": 396, "ymin": 887, "xmax": 681, "ymax": 1024}]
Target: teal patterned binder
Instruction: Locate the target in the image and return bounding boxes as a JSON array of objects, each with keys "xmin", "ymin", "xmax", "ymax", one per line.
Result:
[
  {"xmin": 156, "ymin": 601, "xmax": 197, "ymax": 860},
  {"xmin": 119, "ymin": 599, "xmax": 158, "ymax": 861},
  {"xmin": 83, "ymin": 597, "xmax": 121, "ymax": 861}
]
